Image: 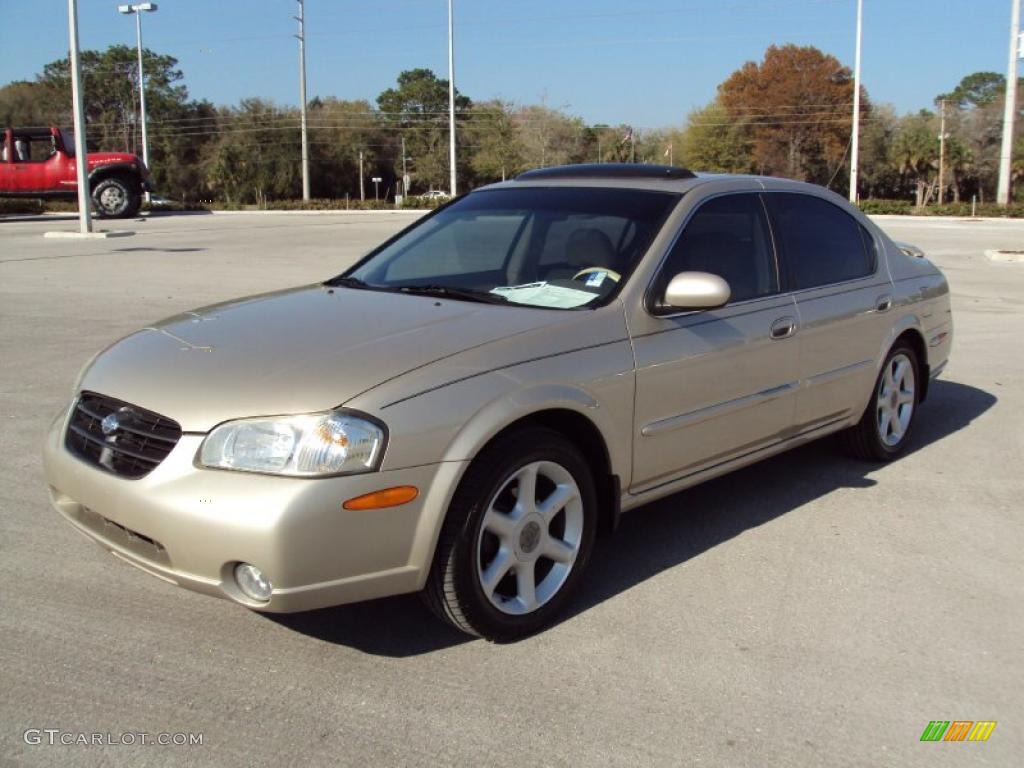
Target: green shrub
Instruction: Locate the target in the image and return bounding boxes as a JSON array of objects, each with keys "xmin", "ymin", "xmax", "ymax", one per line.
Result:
[
  {"xmin": 858, "ymin": 199, "xmax": 1024, "ymax": 218},
  {"xmin": 858, "ymin": 199, "xmax": 914, "ymax": 215}
]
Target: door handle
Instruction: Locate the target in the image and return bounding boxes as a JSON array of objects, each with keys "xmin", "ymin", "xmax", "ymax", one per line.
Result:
[
  {"xmin": 875, "ymin": 295, "xmax": 893, "ymax": 312},
  {"xmin": 770, "ymin": 317, "xmax": 797, "ymax": 339}
]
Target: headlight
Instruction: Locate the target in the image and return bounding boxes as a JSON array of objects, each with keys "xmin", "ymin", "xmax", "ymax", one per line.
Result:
[{"xmin": 198, "ymin": 411, "xmax": 385, "ymax": 477}]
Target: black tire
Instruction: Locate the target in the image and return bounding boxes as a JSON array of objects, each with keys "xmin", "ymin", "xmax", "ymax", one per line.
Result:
[
  {"xmin": 91, "ymin": 175, "xmax": 141, "ymax": 218},
  {"xmin": 423, "ymin": 427, "xmax": 598, "ymax": 641},
  {"xmin": 843, "ymin": 341, "xmax": 920, "ymax": 462}
]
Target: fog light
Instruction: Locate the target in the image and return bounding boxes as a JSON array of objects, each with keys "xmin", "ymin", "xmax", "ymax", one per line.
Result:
[{"xmin": 234, "ymin": 563, "xmax": 272, "ymax": 602}]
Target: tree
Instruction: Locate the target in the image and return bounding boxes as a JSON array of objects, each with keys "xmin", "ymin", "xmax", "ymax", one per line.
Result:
[
  {"xmin": 513, "ymin": 105, "xmax": 589, "ymax": 169},
  {"xmin": 204, "ymin": 99, "xmax": 300, "ymax": 203},
  {"xmin": 307, "ymin": 98, "xmax": 385, "ymax": 198},
  {"xmin": 857, "ymin": 104, "xmax": 901, "ymax": 199},
  {"xmin": 377, "ymin": 69, "xmax": 471, "ymax": 193},
  {"xmin": 463, "ymin": 100, "xmax": 524, "ymax": 184},
  {"xmin": 890, "ymin": 111, "xmax": 940, "ymax": 206},
  {"xmin": 37, "ymin": 45, "xmax": 188, "ymax": 155},
  {"xmin": 677, "ymin": 102, "xmax": 754, "ymax": 173},
  {"xmin": 933, "ymin": 71, "xmax": 1024, "ymax": 202},
  {"xmin": 937, "ymin": 72, "xmax": 1006, "ymax": 109},
  {"xmin": 717, "ymin": 44, "xmax": 867, "ymax": 189}
]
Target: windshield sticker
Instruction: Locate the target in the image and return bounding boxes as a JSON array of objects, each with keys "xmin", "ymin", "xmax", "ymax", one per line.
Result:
[
  {"xmin": 490, "ymin": 282, "xmax": 597, "ymax": 309},
  {"xmin": 584, "ymin": 271, "xmax": 607, "ymax": 288}
]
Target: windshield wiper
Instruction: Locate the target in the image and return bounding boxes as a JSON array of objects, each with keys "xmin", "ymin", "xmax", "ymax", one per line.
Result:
[
  {"xmin": 396, "ymin": 284, "xmax": 510, "ymax": 305},
  {"xmin": 325, "ymin": 275, "xmax": 371, "ymax": 289}
]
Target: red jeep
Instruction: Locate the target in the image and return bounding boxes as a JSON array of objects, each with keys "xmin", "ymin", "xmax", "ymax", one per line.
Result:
[{"xmin": 0, "ymin": 126, "xmax": 151, "ymax": 218}]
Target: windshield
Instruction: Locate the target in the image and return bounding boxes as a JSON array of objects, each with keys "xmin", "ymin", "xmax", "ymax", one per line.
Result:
[{"xmin": 340, "ymin": 187, "xmax": 679, "ymax": 310}]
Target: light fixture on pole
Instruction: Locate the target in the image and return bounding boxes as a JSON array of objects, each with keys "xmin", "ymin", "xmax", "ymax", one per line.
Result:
[
  {"xmin": 997, "ymin": 0, "xmax": 1021, "ymax": 206},
  {"xmin": 849, "ymin": 0, "xmax": 863, "ymax": 204},
  {"xmin": 69, "ymin": 0, "xmax": 92, "ymax": 234},
  {"xmin": 447, "ymin": 0, "xmax": 457, "ymax": 197},
  {"xmin": 294, "ymin": 0, "xmax": 310, "ymax": 201},
  {"xmin": 117, "ymin": 3, "xmax": 157, "ymax": 201}
]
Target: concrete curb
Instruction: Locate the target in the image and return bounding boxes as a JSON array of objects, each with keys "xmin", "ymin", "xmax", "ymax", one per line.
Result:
[{"xmin": 42, "ymin": 229, "xmax": 135, "ymax": 239}]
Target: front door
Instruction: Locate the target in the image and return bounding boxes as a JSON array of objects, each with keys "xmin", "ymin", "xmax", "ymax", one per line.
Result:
[{"xmin": 630, "ymin": 192, "xmax": 800, "ymax": 492}]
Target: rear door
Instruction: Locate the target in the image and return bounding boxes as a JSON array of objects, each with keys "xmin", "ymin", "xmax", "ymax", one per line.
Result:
[
  {"xmin": 629, "ymin": 192, "xmax": 799, "ymax": 492},
  {"xmin": 764, "ymin": 191, "xmax": 892, "ymax": 433}
]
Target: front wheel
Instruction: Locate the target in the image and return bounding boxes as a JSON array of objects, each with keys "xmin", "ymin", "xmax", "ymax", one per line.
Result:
[
  {"xmin": 91, "ymin": 175, "xmax": 141, "ymax": 218},
  {"xmin": 423, "ymin": 427, "xmax": 597, "ymax": 641},
  {"xmin": 843, "ymin": 342, "xmax": 920, "ymax": 461}
]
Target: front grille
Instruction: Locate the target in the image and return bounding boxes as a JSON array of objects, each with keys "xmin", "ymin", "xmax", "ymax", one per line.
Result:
[{"xmin": 65, "ymin": 392, "xmax": 182, "ymax": 479}]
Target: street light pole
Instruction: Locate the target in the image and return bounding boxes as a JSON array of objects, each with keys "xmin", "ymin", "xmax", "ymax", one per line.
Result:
[
  {"xmin": 68, "ymin": 0, "xmax": 92, "ymax": 234},
  {"xmin": 998, "ymin": 0, "xmax": 1021, "ymax": 205},
  {"xmin": 849, "ymin": 0, "xmax": 863, "ymax": 204},
  {"xmin": 447, "ymin": 0, "xmax": 457, "ymax": 196},
  {"xmin": 295, "ymin": 0, "xmax": 310, "ymax": 200},
  {"xmin": 938, "ymin": 99, "xmax": 947, "ymax": 205},
  {"xmin": 118, "ymin": 3, "xmax": 157, "ymax": 201}
]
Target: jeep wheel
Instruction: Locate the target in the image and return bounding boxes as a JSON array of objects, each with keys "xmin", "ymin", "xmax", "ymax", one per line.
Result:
[{"xmin": 91, "ymin": 175, "xmax": 141, "ymax": 218}]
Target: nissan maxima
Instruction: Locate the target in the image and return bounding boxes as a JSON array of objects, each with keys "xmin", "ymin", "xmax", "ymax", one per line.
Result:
[{"xmin": 43, "ymin": 165, "xmax": 953, "ymax": 640}]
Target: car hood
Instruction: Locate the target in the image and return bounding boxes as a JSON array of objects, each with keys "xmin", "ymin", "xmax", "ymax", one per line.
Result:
[{"xmin": 78, "ymin": 285, "xmax": 575, "ymax": 431}]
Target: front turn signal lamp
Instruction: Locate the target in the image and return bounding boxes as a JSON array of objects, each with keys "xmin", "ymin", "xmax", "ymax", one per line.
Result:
[
  {"xmin": 198, "ymin": 411, "xmax": 385, "ymax": 477},
  {"xmin": 343, "ymin": 486, "xmax": 419, "ymax": 510}
]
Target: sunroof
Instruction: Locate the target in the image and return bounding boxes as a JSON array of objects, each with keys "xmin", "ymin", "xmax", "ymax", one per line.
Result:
[{"xmin": 516, "ymin": 163, "xmax": 696, "ymax": 181}]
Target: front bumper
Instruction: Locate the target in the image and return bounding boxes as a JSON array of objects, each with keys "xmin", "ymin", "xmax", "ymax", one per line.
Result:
[{"xmin": 42, "ymin": 405, "xmax": 467, "ymax": 612}]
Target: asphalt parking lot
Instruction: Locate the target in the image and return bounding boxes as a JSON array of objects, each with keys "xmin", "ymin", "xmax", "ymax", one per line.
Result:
[{"xmin": 1, "ymin": 210, "xmax": 1021, "ymax": 767}]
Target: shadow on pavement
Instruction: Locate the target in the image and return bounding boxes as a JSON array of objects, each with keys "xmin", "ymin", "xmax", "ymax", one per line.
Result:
[
  {"xmin": 113, "ymin": 247, "xmax": 207, "ymax": 253},
  {"xmin": 270, "ymin": 379, "xmax": 995, "ymax": 656}
]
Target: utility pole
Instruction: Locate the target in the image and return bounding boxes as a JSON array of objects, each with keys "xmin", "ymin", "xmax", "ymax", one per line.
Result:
[
  {"xmin": 849, "ymin": 0, "xmax": 864, "ymax": 203},
  {"xmin": 938, "ymin": 99, "xmax": 947, "ymax": 205},
  {"xmin": 447, "ymin": 0, "xmax": 457, "ymax": 196},
  {"xmin": 401, "ymin": 136, "xmax": 408, "ymax": 197},
  {"xmin": 998, "ymin": 0, "xmax": 1021, "ymax": 205},
  {"xmin": 295, "ymin": 0, "xmax": 310, "ymax": 200},
  {"xmin": 68, "ymin": 0, "xmax": 92, "ymax": 234},
  {"xmin": 359, "ymin": 150, "xmax": 365, "ymax": 201}
]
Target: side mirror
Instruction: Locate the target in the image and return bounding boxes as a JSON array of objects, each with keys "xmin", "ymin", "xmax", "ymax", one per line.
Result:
[{"xmin": 663, "ymin": 271, "xmax": 731, "ymax": 310}]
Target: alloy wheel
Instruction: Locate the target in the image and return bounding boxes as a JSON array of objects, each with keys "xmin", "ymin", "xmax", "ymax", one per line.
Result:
[
  {"xmin": 876, "ymin": 352, "xmax": 915, "ymax": 447},
  {"xmin": 476, "ymin": 460, "xmax": 584, "ymax": 616}
]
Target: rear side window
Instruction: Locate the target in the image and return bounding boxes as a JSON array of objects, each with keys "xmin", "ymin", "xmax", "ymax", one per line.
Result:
[
  {"xmin": 655, "ymin": 193, "xmax": 778, "ymax": 304},
  {"xmin": 765, "ymin": 193, "xmax": 874, "ymax": 290}
]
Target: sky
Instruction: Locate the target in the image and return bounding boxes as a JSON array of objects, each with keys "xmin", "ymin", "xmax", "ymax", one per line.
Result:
[{"xmin": 0, "ymin": 0, "xmax": 1016, "ymax": 129}]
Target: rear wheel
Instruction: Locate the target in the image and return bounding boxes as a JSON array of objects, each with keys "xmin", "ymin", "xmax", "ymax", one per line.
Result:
[
  {"xmin": 843, "ymin": 342, "xmax": 920, "ymax": 461},
  {"xmin": 91, "ymin": 175, "xmax": 141, "ymax": 218},
  {"xmin": 423, "ymin": 427, "xmax": 597, "ymax": 641}
]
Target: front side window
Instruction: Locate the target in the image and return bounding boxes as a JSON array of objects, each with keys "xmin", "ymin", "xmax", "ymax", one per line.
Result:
[
  {"xmin": 654, "ymin": 193, "xmax": 778, "ymax": 306},
  {"xmin": 341, "ymin": 187, "xmax": 679, "ymax": 310},
  {"xmin": 765, "ymin": 192, "xmax": 874, "ymax": 290}
]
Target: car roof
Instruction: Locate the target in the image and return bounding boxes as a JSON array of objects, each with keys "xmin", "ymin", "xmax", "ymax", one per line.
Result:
[
  {"xmin": 477, "ymin": 164, "xmax": 853, "ymax": 205},
  {"xmin": 8, "ymin": 127, "xmax": 56, "ymax": 139}
]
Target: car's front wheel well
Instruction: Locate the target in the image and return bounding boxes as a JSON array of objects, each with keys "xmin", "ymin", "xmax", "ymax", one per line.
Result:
[
  {"xmin": 894, "ymin": 329, "xmax": 929, "ymax": 402},
  {"xmin": 478, "ymin": 409, "xmax": 619, "ymax": 536}
]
